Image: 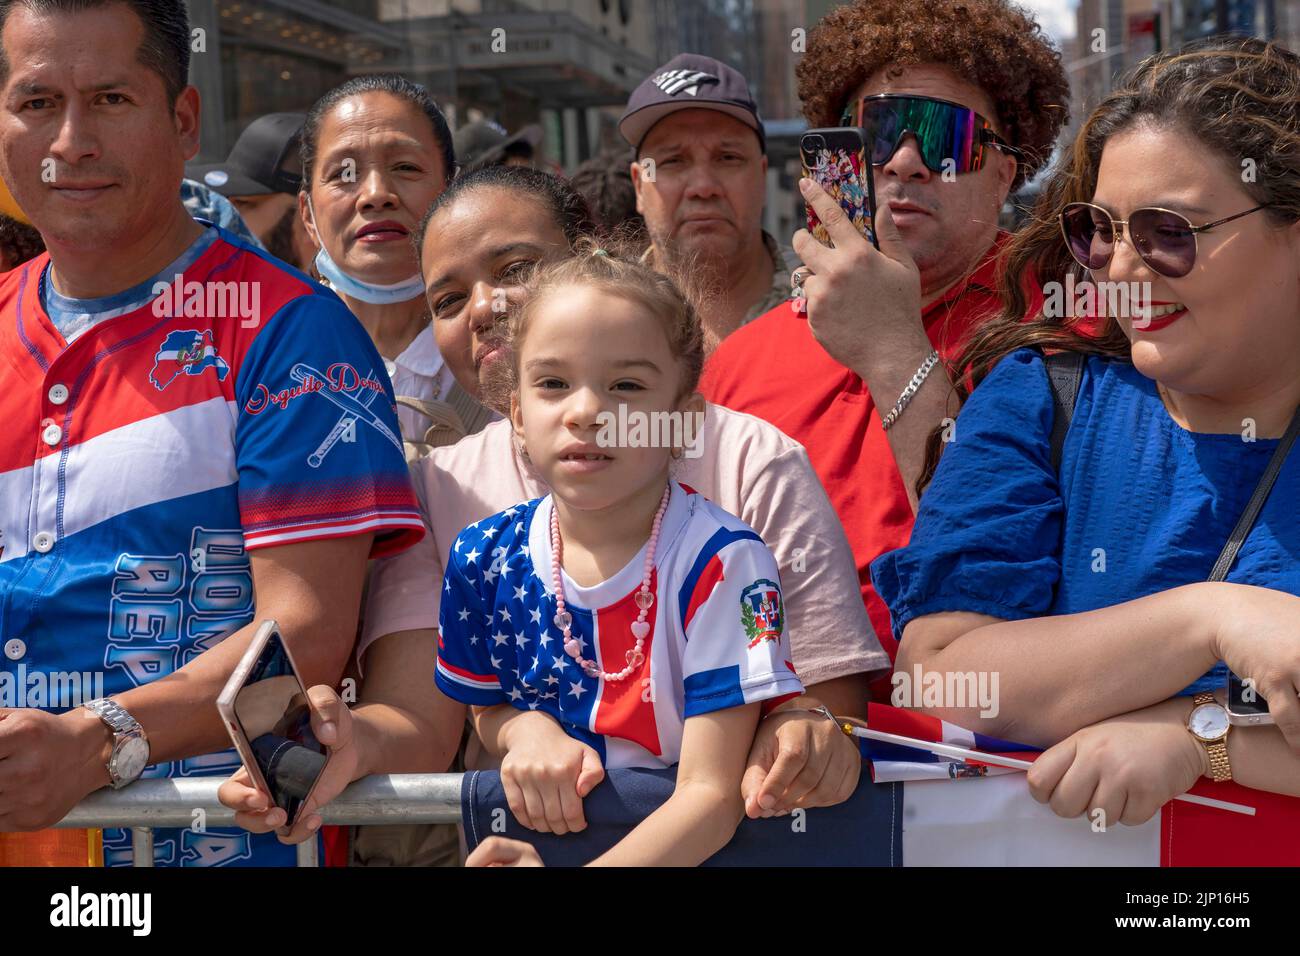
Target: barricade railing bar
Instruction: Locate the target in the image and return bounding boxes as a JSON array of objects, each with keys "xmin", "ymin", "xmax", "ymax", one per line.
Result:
[{"xmin": 51, "ymin": 774, "xmax": 464, "ymax": 868}]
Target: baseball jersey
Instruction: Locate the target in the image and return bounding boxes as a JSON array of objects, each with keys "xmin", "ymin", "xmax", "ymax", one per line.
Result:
[
  {"xmin": 435, "ymin": 480, "xmax": 804, "ymax": 769},
  {"xmin": 0, "ymin": 224, "xmax": 425, "ymax": 866}
]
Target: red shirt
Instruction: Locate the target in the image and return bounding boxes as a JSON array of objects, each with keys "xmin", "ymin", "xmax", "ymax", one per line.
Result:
[{"xmin": 701, "ymin": 234, "xmax": 1026, "ymax": 666}]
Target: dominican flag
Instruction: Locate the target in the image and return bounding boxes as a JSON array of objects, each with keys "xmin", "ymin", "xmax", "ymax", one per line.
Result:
[
  {"xmin": 857, "ymin": 702, "xmax": 1040, "ymax": 782},
  {"xmin": 149, "ymin": 328, "xmax": 230, "ymax": 390},
  {"xmin": 856, "ymin": 704, "xmax": 1300, "ymax": 866}
]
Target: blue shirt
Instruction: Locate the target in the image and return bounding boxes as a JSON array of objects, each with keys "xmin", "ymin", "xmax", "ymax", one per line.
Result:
[{"xmin": 870, "ymin": 348, "xmax": 1299, "ymax": 696}]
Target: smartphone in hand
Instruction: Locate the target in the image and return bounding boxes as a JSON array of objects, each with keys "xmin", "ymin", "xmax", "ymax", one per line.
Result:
[
  {"xmin": 1226, "ymin": 670, "xmax": 1273, "ymax": 726},
  {"xmin": 216, "ymin": 620, "xmax": 330, "ymax": 827},
  {"xmin": 800, "ymin": 127, "xmax": 879, "ymax": 250}
]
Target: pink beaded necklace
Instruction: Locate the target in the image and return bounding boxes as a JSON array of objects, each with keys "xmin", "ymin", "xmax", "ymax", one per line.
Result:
[{"xmin": 551, "ymin": 484, "xmax": 671, "ymax": 682}]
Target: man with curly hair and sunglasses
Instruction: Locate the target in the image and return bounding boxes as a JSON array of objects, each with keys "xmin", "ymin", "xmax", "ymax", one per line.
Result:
[{"xmin": 701, "ymin": 0, "xmax": 1070, "ymax": 675}]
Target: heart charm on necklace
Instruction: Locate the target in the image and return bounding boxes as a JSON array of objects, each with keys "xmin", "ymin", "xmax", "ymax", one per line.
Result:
[{"xmin": 549, "ymin": 484, "xmax": 671, "ymax": 684}]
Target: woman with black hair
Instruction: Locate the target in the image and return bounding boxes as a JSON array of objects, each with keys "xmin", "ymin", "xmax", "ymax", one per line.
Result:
[{"xmin": 297, "ymin": 74, "xmax": 493, "ymax": 445}]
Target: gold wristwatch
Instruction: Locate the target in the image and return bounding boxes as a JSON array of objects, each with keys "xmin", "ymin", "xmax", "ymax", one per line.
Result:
[{"xmin": 1186, "ymin": 692, "xmax": 1232, "ymax": 782}]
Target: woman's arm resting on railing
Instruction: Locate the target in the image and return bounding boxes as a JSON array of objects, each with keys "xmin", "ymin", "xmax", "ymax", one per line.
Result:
[
  {"xmin": 898, "ymin": 585, "xmax": 1220, "ymax": 745},
  {"xmin": 740, "ymin": 679, "xmax": 867, "ymax": 819},
  {"xmin": 1225, "ymin": 719, "xmax": 1300, "ymax": 797},
  {"xmin": 898, "ymin": 582, "xmax": 1300, "ymax": 750},
  {"xmin": 1027, "ymin": 692, "xmax": 1300, "ymax": 827}
]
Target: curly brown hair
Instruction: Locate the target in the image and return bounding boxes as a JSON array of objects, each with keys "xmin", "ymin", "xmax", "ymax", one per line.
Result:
[{"xmin": 796, "ymin": 0, "xmax": 1070, "ymax": 189}]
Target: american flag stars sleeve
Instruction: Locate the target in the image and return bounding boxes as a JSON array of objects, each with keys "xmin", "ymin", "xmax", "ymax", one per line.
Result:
[{"xmin": 435, "ymin": 512, "xmax": 508, "ymax": 706}]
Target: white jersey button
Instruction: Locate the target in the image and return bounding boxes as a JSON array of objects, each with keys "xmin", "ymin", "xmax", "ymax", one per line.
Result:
[
  {"xmin": 3, "ymin": 639, "xmax": 25, "ymax": 660},
  {"xmin": 42, "ymin": 423, "xmax": 63, "ymax": 446},
  {"xmin": 33, "ymin": 531, "xmax": 55, "ymax": 553},
  {"xmin": 48, "ymin": 384, "xmax": 69, "ymax": 405}
]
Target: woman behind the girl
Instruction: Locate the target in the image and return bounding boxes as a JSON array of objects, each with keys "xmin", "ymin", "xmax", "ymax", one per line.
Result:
[
  {"xmin": 436, "ymin": 242, "xmax": 804, "ymax": 866},
  {"xmin": 296, "ymin": 74, "xmax": 495, "ymax": 444},
  {"xmin": 871, "ymin": 37, "xmax": 1300, "ymax": 827}
]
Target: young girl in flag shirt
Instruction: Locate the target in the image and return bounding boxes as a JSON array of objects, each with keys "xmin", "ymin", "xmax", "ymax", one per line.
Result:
[{"xmin": 434, "ymin": 243, "xmax": 803, "ymax": 866}]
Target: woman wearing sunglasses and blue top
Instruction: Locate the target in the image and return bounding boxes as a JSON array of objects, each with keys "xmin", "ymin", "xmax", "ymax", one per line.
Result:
[{"xmin": 870, "ymin": 38, "xmax": 1300, "ymax": 830}]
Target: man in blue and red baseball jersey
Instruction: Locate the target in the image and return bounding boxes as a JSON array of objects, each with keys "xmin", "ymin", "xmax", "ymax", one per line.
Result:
[{"xmin": 0, "ymin": 0, "xmax": 424, "ymax": 865}]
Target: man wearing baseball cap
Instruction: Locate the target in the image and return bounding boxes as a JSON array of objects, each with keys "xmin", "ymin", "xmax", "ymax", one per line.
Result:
[
  {"xmin": 622, "ymin": 53, "xmax": 789, "ymax": 351},
  {"xmin": 187, "ymin": 112, "xmax": 315, "ymax": 270},
  {"xmin": 452, "ymin": 119, "xmax": 543, "ymax": 175}
]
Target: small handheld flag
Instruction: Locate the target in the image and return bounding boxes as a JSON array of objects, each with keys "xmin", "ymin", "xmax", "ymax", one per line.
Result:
[{"xmin": 845, "ymin": 707, "xmax": 1256, "ymax": 817}]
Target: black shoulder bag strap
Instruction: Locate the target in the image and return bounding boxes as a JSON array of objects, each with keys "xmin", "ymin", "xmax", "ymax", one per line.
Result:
[
  {"xmin": 1207, "ymin": 407, "xmax": 1300, "ymax": 582},
  {"xmin": 1043, "ymin": 348, "xmax": 1300, "ymax": 581},
  {"xmin": 1044, "ymin": 350, "xmax": 1085, "ymax": 472}
]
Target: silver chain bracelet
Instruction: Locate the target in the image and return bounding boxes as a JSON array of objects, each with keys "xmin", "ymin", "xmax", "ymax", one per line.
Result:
[{"xmin": 880, "ymin": 349, "xmax": 940, "ymax": 431}]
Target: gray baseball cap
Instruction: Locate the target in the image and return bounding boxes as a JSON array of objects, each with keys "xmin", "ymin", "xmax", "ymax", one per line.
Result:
[{"xmin": 619, "ymin": 53, "xmax": 765, "ymax": 154}]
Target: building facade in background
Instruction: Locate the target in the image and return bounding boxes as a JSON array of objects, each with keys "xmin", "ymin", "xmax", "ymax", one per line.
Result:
[
  {"xmin": 189, "ymin": 0, "xmax": 836, "ymax": 251},
  {"xmin": 1070, "ymin": 0, "xmax": 1300, "ymax": 125},
  {"xmin": 188, "ymin": 1, "xmax": 1298, "ymax": 240},
  {"xmin": 191, "ymin": 0, "xmax": 821, "ymax": 165}
]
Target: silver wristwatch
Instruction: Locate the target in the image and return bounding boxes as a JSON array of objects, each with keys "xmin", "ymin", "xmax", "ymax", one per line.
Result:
[{"xmin": 83, "ymin": 698, "xmax": 150, "ymax": 789}]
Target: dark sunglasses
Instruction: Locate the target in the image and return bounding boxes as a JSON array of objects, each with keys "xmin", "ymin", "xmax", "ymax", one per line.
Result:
[
  {"xmin": 840, "ymin": 93, "xmax": 1023, "ymax": 174},
  {"xmin": 1059, "ymin": 201, "xmax": 1272, "ymax": 279}
]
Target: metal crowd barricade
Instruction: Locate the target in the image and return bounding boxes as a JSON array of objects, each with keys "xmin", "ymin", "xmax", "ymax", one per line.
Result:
[{"xmin": 53, "ymin": 774, "xmax": 464, "ymax": 867}]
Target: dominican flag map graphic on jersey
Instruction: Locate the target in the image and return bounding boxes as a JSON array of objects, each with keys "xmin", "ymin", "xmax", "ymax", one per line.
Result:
[
  {"xmin": 436, "ymin": 481, "xmax": 804, "ymax": 769},
  {"xmin": 149, "ymin": 328, "xmax": 231, "ymax": 390},
  {"xmin": 0, "ymin": 225, "xmax": 425, "ymax": 867}
]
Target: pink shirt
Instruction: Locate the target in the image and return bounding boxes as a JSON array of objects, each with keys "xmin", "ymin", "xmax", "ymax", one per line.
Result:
[{"xmin": 361, "ymin": 404, "xmax": 888, "ymax": 687}]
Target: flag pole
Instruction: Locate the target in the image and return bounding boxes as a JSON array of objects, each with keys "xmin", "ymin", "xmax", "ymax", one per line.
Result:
[{"xmin": 844, "ymin": 724, "xmax": 1255, "ymax": 816}]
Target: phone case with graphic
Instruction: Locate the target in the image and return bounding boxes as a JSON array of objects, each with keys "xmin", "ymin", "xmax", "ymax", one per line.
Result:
[{"xmin": 801, "ymin": 127, "xmax": 878, "ymax": 250}]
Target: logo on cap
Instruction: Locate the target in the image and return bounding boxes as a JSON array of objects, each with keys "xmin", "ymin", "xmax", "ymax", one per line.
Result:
[
  {"xmin": 652, "ymin": 69, "xmax": 717, "ymax": 98},
  {"xmin": 204, "ymin": 170, "xmax": 229, "ymax": 188}
]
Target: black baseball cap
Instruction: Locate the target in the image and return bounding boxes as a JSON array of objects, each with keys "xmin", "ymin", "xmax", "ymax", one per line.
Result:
[
  {"xmin": 453, "ymin": 120, "xmax": 543, "ymax": 174},
  {"xmin": 187, "ymin": 112, "xmax": 305, "ymax": 197},
  {"xmin": 619, "ymin": 53, "xmax": 765, "ymax": 154}
]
